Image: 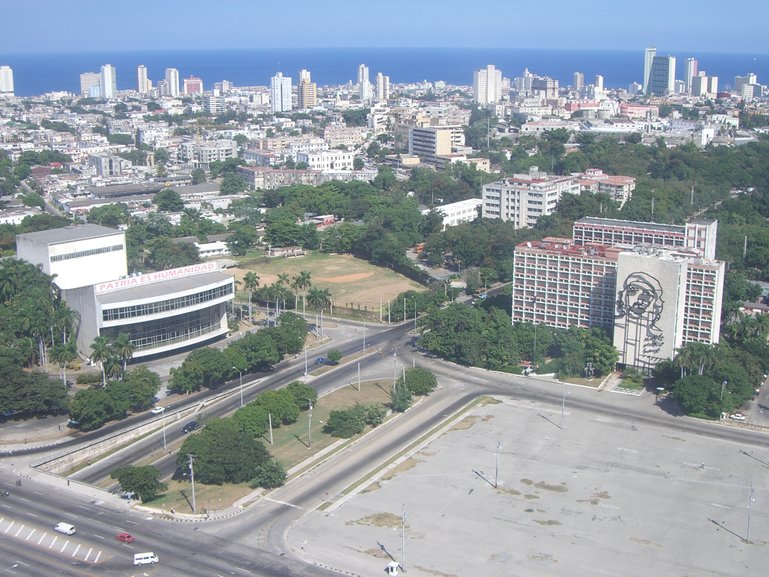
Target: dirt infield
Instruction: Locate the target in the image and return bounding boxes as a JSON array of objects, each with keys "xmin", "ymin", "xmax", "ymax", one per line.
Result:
[{"xmin": 229, "ymin": 252, "xmax": 425, "ymax": 311}]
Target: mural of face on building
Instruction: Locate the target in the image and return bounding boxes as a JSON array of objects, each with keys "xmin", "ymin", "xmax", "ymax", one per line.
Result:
[{"xmin": 616, "ymin": 272, "xmax": 664, "ymax": 354}]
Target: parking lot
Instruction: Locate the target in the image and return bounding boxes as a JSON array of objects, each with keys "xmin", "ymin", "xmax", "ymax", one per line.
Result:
[{"xmin": 290, "ymin": 396, "xmax": 768, "ymax": 577}]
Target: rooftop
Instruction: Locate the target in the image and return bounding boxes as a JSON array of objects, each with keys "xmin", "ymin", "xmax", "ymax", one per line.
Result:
[
  {"xmin": 97, "ymin": 271, "xmax": 232, "ymax": 304},
  {"xmin": 16, "ymin": 224, "xmax": 123, "ymax": 245}
]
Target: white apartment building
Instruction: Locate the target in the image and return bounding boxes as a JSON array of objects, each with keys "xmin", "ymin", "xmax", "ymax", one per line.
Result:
[
  {"xmin": 358, "ymin": 64, "xmax": 371, "ymax": 103},
  {"xmin": 473, "ymin": 64, "xmax": 502, "ymax": 105},
  {"xmin": 376, "ymin": 72, "xmax": 390, "ymax": 101},
  {"xmin": 408, "ymin": 125, "xmax": 465, "ymax": 166},
  {"xmin": 0, "ymin": 65, "xmax": 14, "ymax": 94},
  {"xmin": 137, "ymin": 65, "xmax": 150, "ymax": 94},
  {"xmin": 270, "ymin": 72, "xmax": 293, "ymax": 113},
  {"xmin": 574, "ymin": 168, "xmax": 636, "ymax": 207},
  {"xmin": 164, "ymin": 68, "xmax": 180, "ymax": 97},
  {"xmin": 100, "ymin": 65, "xmax": 117, "ymax": 99},
  {"xmin": 481, "ymin": 167, "xmax": 580, "ymax": 228},
  {"xmin": 422, "ymin": 198, "xmax": 482, "ymax": 230},
  {"xmin": 179, "ymin": 139, "xmax": 238, "ymax": 170},
  {"xmin": 296, "ymin": 149, "xmax": 354, "ymax": 171}
]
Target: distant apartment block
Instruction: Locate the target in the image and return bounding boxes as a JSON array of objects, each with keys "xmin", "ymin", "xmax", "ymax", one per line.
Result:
[
  {"xmin": 179, "ymin": 139, "xmax": 237, "ymax": 170},
  {"xmin": 481, "ymin": 167, "xmax": 580, "ymax": 228},
  {"xmin": 473, "ymin": 64, "xmax": 502, "ymax": 105},
  {"xmin": 183, "ymin": 76, "xmax": 203, "ymax": 95},
  {"xmin": 164, "ymin": 68, "xmax": 180, "ymax": 97},
  {"xmin": 296, "ymin": 149, "xmax": 354, "ymax": 171},
  {"xmin": 0, "ymin": 65, "xmax": 14, "ymax": 94},
  {"xmin": 270, "ymin": 72, "xmax": 293, "ymax": 113},
  {"xmin": 648, "ymin": 55, "xmax": 676, "ymax": 96},
  {"xmin": 80, "ymin": 72, "xmax": 101, "ymax": 97},
  {"xmin": 298, "ymin": 69, "xmax": 317, "ymax": 109},
  {"xmin": 574, "ymin": 169, "xmax": 635, "ymax": 206},
  {"xmin": 421, "ymin": 198, "xmax": 482, "ymax": 231},
  {"xmin": 137, "ymin": 65, "xmax": 150, "ymax": 94},
  {"xmin": 408, "ymin": 125, "xmax": 465, "ymax": 167}
]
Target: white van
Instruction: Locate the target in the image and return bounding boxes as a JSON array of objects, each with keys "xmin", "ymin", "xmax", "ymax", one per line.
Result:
[
  {"xmin": 133, "ymin": 552, "xmax": 159, "ymax": 565},
  {"xmin": 54, "ymin": 522, "xmax": 76, "ymax": 535}
]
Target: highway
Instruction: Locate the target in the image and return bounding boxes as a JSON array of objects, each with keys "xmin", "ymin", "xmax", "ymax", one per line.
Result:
[{"xmin": 2, "ymin": 320, "xmax": 769, "ymax": 575}]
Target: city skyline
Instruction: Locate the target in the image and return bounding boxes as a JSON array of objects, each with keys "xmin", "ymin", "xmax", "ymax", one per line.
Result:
[{"xmin": 2, "ymin": 0, "xmax": 769, "ymax": 55}]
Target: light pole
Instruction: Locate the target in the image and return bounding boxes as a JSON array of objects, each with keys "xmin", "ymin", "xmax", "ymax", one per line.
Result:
[
  {"xmin": 233, "ymin": 367, "xmax": 243, "ymax": 407},
  {"xmin": 561, "ymin": 380, "xmax": 567, "ymax": 429},
  {"xmin": 412, "ymin": 296, "xmax": 417, "ymax": 331},
  {"xmin": 746, "ymin": 484, "xmax": 755, "ymax": 543},
  {"xmin": 304, "ymin": 344, "xmax": 308, "ymax": 377},
  {"xmin": 357, "ymin": 361, "xmax": 361, "ymax": 392},
  {"xmin": 307, "ymin": 400, "xmax": 313, "ymax": 449},
  {"xmin": 494, "ymin": 438, "xmax": 501, "ymax": 489},
  {"xmin": 188, "ymin": 454, "xmax": 196, "ymax": 513},
  {"xmin": 721, "ymin": 380, "xmax": 727, "ymax": 402},
  {"xmin": 162, "ymin": 411, "xmax": 167, "ymax": 451},
  {"xmin": 401, "ymin": 505, "xmax": 407, "ymax": 571},
  {"xmin": 358, "ymin": 314, "xmax": 367, "ymax": 353}
]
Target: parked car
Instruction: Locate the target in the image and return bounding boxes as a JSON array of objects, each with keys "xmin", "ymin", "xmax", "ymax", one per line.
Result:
[
  {"xmin": 150, "ymin": 406, "xmax": 165, "ymax": 415},
  {"xmin": 181, "ymin": 421, "xmax": 198, "ymax": 434},
  {"xmin": 116, "ymin": 532, "xmax": 135, "ymax": 543},
  {"xmin": 730, "ymin": 413, "xmax": 747, "ymax": 422}
]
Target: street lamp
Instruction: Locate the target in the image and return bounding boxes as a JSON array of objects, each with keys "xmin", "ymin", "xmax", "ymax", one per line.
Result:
[
  {"xmin": 358, "ymin": 314, "xmax": 367, "ymax": 353},
  {"xmin": 307, "ymin": 399, "xmax": 313, "ymax": 449},
  {"xmin": 233, "ymin": 367, "xmax": 243, "ymax": 407},
  {"xmin": 411, "ymin": 296, "xmax": 417, "ymax": 331}
]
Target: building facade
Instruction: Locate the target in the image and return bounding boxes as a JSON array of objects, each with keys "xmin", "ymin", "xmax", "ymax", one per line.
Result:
[
  {"xmin": 358, "ymin": 64, "xmax": 371, "ymax": 103},
  {"xmin": 270, "ymin": 72, "xmax": 293, "ymax": 113},
  {"xmin": 481, "ymin": 167, "xmax": 580, "ymax": 228},
  {"xmin": 183, "ymin": 76, "xmax": 203, "ymax": 95},
  {"xmin": 137, "ymin": 65, "xmax": 150, "ymax": 94},
  {"xmin": 297, "ymin": 69, "xmax": 317, "ymax": 109},
  {"xmin": 510, "ymin": 218, "xmax": 725, "ymax": 370},
  {"xmin": 0, "ymin": 65, "xmax": 14, "ymax": 94},
  {"xmin": 649, "ymin": 55, "xmax": 676, "ymax": 96},
  {"xmin": 100, "ymin": 64, "xmax": 117, "ymax": 99},
  {"xmin": 473, "ymin": 64, "xmax": 502, "ymax": 105},
  {"xmin": 164, "ymin": 67, "xmax": 180, "ymax": 97}
]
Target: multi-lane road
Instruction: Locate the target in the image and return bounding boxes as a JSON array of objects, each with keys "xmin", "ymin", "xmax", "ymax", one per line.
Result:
[{"xmin": 2, "ymin": 320, "xmax": 768, "ymax": 576}]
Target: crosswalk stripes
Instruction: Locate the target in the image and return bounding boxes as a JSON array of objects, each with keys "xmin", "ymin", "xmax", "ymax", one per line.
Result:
[{"xmin": 0, "ymin": 516, "xmax": 104, "ymax": 564}]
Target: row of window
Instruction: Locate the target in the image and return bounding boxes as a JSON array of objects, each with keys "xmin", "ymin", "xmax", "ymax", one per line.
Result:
[
  {"xmin": 101, "ymin": 307, "xmax": 223, "ymax": 351},
  {"xmin": 102, "ymin": 284, "xmax": 233, "ymax": 321},
  {"xmin": 50, "ymin": 244, "xmax": 124, "ymax": 262}
]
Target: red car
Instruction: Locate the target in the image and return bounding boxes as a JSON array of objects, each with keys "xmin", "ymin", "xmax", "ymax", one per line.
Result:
[{"xmin": 116, "ymin": 532, "xmax": 135, "ymax": 543}]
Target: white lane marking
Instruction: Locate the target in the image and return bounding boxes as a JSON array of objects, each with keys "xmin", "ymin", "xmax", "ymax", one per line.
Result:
[
  {"xmin": 264, "ymin": 497, "xmax": 301, "ymax": 509},
  {"xmin": 93, "ymin": 550, "xmax": 102, "ymax": 563},
  {"xmin": 14, "ymin": 525, "xmax": 23, "ymax": 537},
  {"xmin": 711, "ymin": 502, "xmax": 732, "ymax": 509},
  {"xmin": 94, "ymin": 534, "xmax": 105, "ymax": 540},
  {"xmin": 84, "ymin": 547, "xmax": 93, "ymax": 562},
  {"xmin": 26, "ymin": 513, "xmax": 37, "ymax": 518},
  {"xmin": 50, "ymin": 535, "xmax": 58, "ymax": 548},
  {"xmin": 71, "ymin": 543, "xmax": 81, "ymax": 557},
  {"xmin": 37, "ymin": 532, "xmax": 46, "ymax": 545},
  {"xmin": 5, "ymin": 521, "xmax": 14, "ymax": 533},
  {"xmin": 26, "ymin": 528, "xmax": 35, "ymax": 541},
  {"xmin": 60, "ymin": 540, "xmax": 68, "ymax": 553}
]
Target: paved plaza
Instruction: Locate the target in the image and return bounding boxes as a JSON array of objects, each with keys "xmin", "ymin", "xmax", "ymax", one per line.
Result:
[{"xmin": 290, "ymin": 395, "xmax": 768, "ymax": 577}]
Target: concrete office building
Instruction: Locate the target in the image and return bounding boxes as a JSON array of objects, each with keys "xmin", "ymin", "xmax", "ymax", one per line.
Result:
[
  {"xmin": 15, "ymin": 224, "xmax": 234, "ymax": 360},
  {"xmin": 298, "ymin": 69, "xmax": 317, "ymax": 109},
  {"xmin": 164, "ymin": 67, "xmax": 180, "ymax": 97},
  {"xmin": 649, "ymin": 55, "xmax": 676, "ymax": 96},
  {"xmin": 408, "ymin": 125, "xmax": 465, "ymax": 167},
  {"xmin": 511, "ymin": 218, "xmax": 725, "ymax": 371},
  {"xmin": 270, "ymin": 72, "xmax": 293, "ymax": 113},
  {"xmin": 643, "ymin": 47, "xmax": 656, "ymax": 94},
  {"xmin": 80, "ymin": 72, "xmax": 101, "ymax": 97},
  {"xmin": 573, "ymin": 71, "xmax": 584, "ymax": 92},
  {"xmin": 183, "ymin": 76, "xmax": 203, "ymax": 95},
  {"xmin": 473, "ymin": 64, "xmax": 502, "ymax": 105},
  {"xmin": 358, "ymin": 64, "xmax": 371, "ymax": 103},
  {"xmin": 685, "ymin": 58, "xmax": 698, "ymax": 94},
  {"xmin": 376, "ymin": 72, "xmax": 390, "ymax": 101},
  {"xmin": 100, "ymin": 64, "xmax": 117, "ymax": 99},
  {"xmin": 137, "ymin": 65, "xmax": 150, "ymax": 94},
  {"xmin": 481, "ymin": 167, "xmax": 580, "ymax": 229},
  {"xmin": 0, "ymin": 65, "xmax": 14, "ymax": 94}
]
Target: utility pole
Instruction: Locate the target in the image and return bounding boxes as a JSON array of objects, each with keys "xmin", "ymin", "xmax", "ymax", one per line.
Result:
[
  {"xmin": 162, "ymin": 412, "xmax": 167, "ymax": 451},
  {"xmin": 188, "ymin": 454, "xmax": 196, "ymax": 514},
  {"xmin": 561, "ymin": 380, "xmax": 567, "ymax": 429},
  {"xmin": 304, "ymin": 344, "xmax": 308, "ymax": 377},
  {"xmin": 268, "ymin": 412, "xmax": 273, "ymax": 445},
  {"xmin": 746, "ymin": 484, "xmax": 755, "ymax": 543},
  {"xmin": 494, "ymin": 438, "xmax": 501, "ymax": 489},
  {"xmin": 357, "ymin": 361, "xmax": 361, "ymax": 393},
  {"xmin": 401, "ymin": 505, "xmax": 407, "ymax": 571},
  {"xmin": 307, "ymin": 400, "xmax": 313, "ymax": 448}
]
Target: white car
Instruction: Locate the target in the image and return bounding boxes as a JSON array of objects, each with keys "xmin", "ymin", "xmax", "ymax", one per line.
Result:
[
  {"xmin": 730, "ymin": 413, "xmax": 747, "ymax": 422},
  {"xmin": 150, "ymin": 406, "xmax": 165, "ymax": 415}
]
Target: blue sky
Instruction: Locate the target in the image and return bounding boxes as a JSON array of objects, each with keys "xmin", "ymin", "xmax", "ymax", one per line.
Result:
[{"xmin": 2, "ymin": 0, "xmax": 768, "ymax": 54}]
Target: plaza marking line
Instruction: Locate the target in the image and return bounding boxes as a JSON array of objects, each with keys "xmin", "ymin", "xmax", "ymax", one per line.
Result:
[
  {"xmin": 93, "ymin": 550, "xmax": 102, "ymax": 563},
  {"xmin": 37, "ymin": 532, "xmax": 46, "ymax": 545},
  {"xmin": 5, "ymin": 521, "xmax": 14, "ymax": 533},
  {"xmin": 26, "ymin": 528, "xmax": 36, "ymax": 541},
  {"xmin": 59, "ymin": 540, "xmax": 68, "ymax": 553},
  {"xmin": 14, "ymin": 525, "xmax": 23, "ymax": 537},
  {"xmin": 50, "ymin": 535, "xmax": 58, "ymax": 548},
  {"xmin": 71, "ymin": 544, "xmax": 81, "ymax": 557},
  {"xmin": 84, "ymin": 547, "xmax": 93, "ymax": 562}
]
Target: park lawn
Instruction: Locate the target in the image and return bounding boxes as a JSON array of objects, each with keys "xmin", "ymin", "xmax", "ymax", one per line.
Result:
[
  {"xmin": 149, "ymin": 479, "xmax": 253, "ymax": 515},
  {"xmin": 265, "ymin": 379, "xmax": 394, "ymax": 470},
  {"xmin": 230, "ymin": 250, "xmax": 426, "ymax": 313}
]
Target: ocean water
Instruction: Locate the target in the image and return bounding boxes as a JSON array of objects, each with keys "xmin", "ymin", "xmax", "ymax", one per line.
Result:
[{"xmin": 2, "ymin": 47, "xmax": 768, "ymax": 97}]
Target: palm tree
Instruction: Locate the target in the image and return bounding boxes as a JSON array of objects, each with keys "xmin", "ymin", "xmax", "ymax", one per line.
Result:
[
  {"xmin": 90, "ymin": 336, "xmax": 111, "ymax": 386},
  {"xmin": 50, "ymin": 340, "xmax": 77, "ymax": 385},
  {"xmin": 242, "ymin": 272, "xmax": 260, "ymax": 321},
  {"xmin": 293, "ymin": 270, "xmax": 312, "ymax": 315},
  {"xmin": 307, "ymin": 287, "xmax": 332, "ymax": 312},
  {"xmin": 112, "ymin": 333, "xmax": 135, "ymax": 379}
]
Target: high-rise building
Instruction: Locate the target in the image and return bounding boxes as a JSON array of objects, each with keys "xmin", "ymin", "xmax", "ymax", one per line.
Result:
[
  {"xmin": 594, "ymin": 74, "xmax": 604, "ymax": 92},
  {"xmin": 685, "ymin": 58, "xmax": 698, "ymax": 94},
  {"xmin": 643, "ymin": 46, "xmax": 656, "ymax": 94},
  {"xmin": 164, "ymin": 68, "xmax": 180, "ymax": 97},
  {"xmin": 511, "ymin": 217, "xmax": 725, "ymax": 371},
  {"xmin": 376, "ymin": 72, "xmax": 390, "ymax": 101},
  {"xmin": 691, "ymin": 72, "xmax": 718, "ymax": 98},
  {"xmin": 100, "ymin": 64, "xmax": 117, "ymax": 99},
  {"xmin": 270, "ymin": 72, "xmax": 292, "ymax": 113},
  {"xmin": 648, "ymin": 55, "xmax": 676, "ymax": 96},
  {"xmin": 297, "ymin": 69, "xmax": 317, "ymax": 109},
  {"xmin": 734, "ymin": 73, "xmax": 758, "ymax": 99},
  {"xmin": 473, "ymin": 64, "xmax": 502, "ymax": 105},
  {"xmin": 183, "ymin": 76, "xmax": 203, "ymax": 95},
  {"xmin": 0, "ymin": 65, "xmax": 14, "ymax": 94},
  {"xmin": 573, "ymin": 72, "xmax": 584, "ymax": 92},
  {"xmin": 137, "ymin": 65, "xmax": 149, "ymax": 95},
  {"xmin": 358, "ymin": 64, "xmax": 371, "ymax": 103},
  {"xmin": 80, "ymin": 72, "xmax": 101, "ymax": 97}
]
